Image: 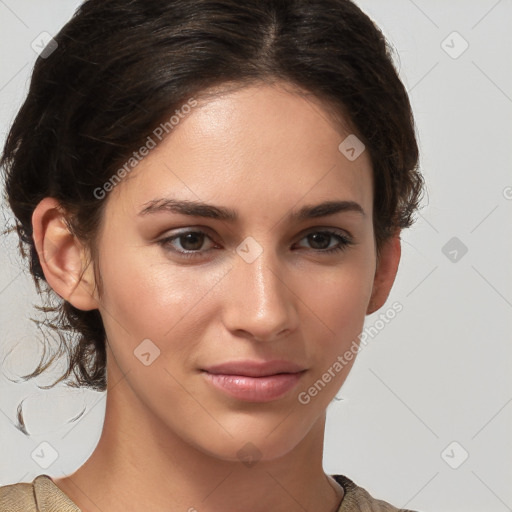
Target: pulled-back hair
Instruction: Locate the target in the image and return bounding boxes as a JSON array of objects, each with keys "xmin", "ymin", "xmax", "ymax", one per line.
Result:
[{"xmin": 1, "ymin": 0, "xmax": 424, "ymax": 393}]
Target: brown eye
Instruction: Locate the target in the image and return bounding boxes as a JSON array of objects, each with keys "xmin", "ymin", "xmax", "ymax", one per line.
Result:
[
  {"xmin": 157, "ymin": 228, "xmax": 353, "ymax": 261},
  {"xmin": 296, "ymin": 230, "xmax": 353, "ymax": 254},
  {"xmin": 157, "ymin": 230, "xmax": 216, "ymax": 259}
]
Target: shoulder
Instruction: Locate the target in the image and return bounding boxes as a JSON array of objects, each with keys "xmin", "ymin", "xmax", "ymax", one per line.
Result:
[
  {"xmin": 0, "ymin": 479, "xmax": 37, "ymax": 512},
  {"xmin": 0, "ymin": 474, "xmax": 80, "ymax": 512},
  {"xmin": 333, "ymin": 474, "xmax": 420, "ymax": 512}
]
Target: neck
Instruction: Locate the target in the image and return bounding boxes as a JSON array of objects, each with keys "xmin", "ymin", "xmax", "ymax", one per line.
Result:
[{"xmin": 54, "ymin": 364, "xmax": 344, "ymax": 512}]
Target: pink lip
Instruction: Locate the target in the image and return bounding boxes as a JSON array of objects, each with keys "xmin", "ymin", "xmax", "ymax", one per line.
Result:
[{"xmin": 201, "ymin": 360, "xmax": 307, "ymax": 402}]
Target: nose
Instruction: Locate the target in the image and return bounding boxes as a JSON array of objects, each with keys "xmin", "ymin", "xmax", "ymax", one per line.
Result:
[{"xmin": 221, "ymin": 244, "xmax": 298, "ymax": 343}]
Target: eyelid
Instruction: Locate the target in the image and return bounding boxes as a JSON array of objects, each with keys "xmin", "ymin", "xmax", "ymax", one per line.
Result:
[{"xmin": 309, "ymin": 225, "xmax": 351, "ymax": 237}]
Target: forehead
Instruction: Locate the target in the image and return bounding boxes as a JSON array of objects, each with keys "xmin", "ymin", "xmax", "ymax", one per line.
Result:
[{"xmin": 105, "ymin": 83, "xmax": 373, "ymax": 222}]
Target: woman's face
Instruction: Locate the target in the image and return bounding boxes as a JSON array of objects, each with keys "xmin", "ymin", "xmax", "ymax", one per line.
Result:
[{"xmin": 90, "ymin": 82, "xmax": 383, "ymax": 461}]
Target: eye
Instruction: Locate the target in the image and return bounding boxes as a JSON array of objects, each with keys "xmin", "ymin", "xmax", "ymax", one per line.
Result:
[
  {"xmin": 156, "ymin": 228, "xmax": 354, "ymax": 260},
  {"xmin": 294, "ymin": 229, "xmax": 353, "ymax": 254},
  {"xmin": 157, "ymin": 230, "xmax": 217, "ymax": 259}
]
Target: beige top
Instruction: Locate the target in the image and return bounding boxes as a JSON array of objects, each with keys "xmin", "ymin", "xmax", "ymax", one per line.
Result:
[{"xmin": 0, "ymin": 474, "xmax": 419, "ymax": 511}]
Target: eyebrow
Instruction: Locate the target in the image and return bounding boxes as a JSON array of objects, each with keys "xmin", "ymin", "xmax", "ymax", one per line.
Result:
[{"xmin": 137, "ymin": 198, "xmax": 365, "ymax": 222}]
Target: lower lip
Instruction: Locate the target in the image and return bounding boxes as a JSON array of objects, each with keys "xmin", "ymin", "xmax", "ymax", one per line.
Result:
[{"xmin": 203, "ymin": 371, "xmax": 305, "ymax": 402}]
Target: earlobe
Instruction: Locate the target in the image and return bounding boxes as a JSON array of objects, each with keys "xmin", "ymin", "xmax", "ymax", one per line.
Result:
[
  {"xmin": 31, "ymin": 197, "xmax": 98, "ymax": 311},
  {"xmin": 366, "ymin": 232, "xmax": 401, "ymax": 315}
]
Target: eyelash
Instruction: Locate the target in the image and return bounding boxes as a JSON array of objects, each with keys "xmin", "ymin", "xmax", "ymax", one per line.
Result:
[{"xmin": 156, "ymin": 229, "xmax": 354, "ymax": 260}]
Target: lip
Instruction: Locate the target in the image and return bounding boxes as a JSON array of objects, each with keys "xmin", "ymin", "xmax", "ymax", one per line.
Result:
[
  {"xmin": 203, "ymin": 360, "xmax": 306, "ymax": 377},
  {"xmin": 201, "ymin": 360, "xmax": 307, "ymax": 402}
]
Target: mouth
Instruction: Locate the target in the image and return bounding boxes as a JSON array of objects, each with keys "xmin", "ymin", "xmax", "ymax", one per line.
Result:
[{"xmin": 201, "ymin": 360, "xmax": 307, "ymax": 402}]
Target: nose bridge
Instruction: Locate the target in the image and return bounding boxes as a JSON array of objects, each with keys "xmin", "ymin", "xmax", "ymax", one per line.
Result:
[
  {"xmin": 226, "ymin": 236, "xmax": 295, "ymax": 340},
  {"xmin": 248, "ymin": 248, "xmax": 284, "ymax": 307}
]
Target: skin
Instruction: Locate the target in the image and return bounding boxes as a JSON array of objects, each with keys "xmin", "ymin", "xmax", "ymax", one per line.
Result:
[{"xmin": 32, "ymin": 81, "xmax": 401, "ymax": 512}]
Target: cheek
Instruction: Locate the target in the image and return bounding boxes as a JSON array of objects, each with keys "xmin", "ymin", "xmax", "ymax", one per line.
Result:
[
  {"xmin": 299, "ymin": 245, "xmax": 375, "ymax": 365},
  {"xmin": 306, "ymin": 248, "xmax": 375, "ymax": 326},
  {"xmin": 97, "ymin": 245, "xmax": 228, "ymax": 344}
]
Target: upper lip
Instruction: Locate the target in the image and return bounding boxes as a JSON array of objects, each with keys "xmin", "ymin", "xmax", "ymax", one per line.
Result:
[{"xmin": 202, "ymin": 360, "xmax": 307, "ymax": 377}]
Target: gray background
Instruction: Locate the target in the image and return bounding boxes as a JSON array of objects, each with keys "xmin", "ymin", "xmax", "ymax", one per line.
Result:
[{"xmin": 1, "ymin": 1, "xmax": 511, "ymax": 511}]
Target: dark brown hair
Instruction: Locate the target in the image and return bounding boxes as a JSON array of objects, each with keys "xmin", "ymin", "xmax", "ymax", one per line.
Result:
[{"xmin": 1, "ymin": 0, "xmax": 424, "ymax": 394}]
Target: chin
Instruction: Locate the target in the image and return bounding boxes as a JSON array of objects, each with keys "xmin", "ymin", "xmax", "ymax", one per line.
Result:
[{"xmin": 185, "ymin": 419, "xmax": 314, "ymax": 465}]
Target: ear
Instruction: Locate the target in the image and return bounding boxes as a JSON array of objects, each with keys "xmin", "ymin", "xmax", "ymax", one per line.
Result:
[
  {"xmin": 31, "ymin": 197, "xmax": 99, "ymax": 311},
  {"xmin": 366, "ymin": 231, "xmax": 401, "ymax": 315}
]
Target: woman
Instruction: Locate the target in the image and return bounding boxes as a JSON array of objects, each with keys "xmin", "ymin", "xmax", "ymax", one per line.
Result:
[{"xmin": 0, "ymin": 0, "xmax": 424, "ymax": 510}]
